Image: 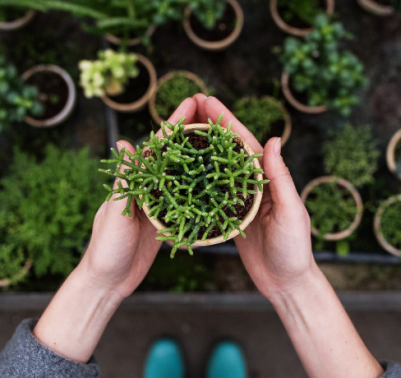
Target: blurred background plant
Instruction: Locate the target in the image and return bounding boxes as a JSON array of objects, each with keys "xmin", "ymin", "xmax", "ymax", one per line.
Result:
[
  {"xmin": 277, "ymin": 0, "xmax": 320, "ymax": 25},
  {"xmin": 187, "ymin": 0, "xmax": 226, "ymax": 29},
  {"xmin": 380, "ymin": 198, "xmax": 401, "ymax": 250}
]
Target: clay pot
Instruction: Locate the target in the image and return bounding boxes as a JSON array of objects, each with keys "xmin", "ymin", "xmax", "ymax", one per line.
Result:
[
  {"xmin": 270, "ymin": 0, "xmax": 335, "ymax": 36},
  {"xmin": 102, "ymin": 54, "xmax": 157, "ymax": 113},
  {"xmin": 105, "ymin": 24, "xmax": 157, "ymax": 46},
  {"xmin": 0, "ymin": 260, "xmax": 32, "ymax": 287},
  {"xmin": 301, "ymin": 176, "xmax": 364, "ymax": 241},
  {"xmin": 183, "ymin": 0, "xmax": 244, "ymax": 51},
  {"xmin": 0, "ymin": 9, "xmax": 35, "ymax": 31},
  {"xmin": 356, "ymin": 0, "xmax": 394, "ymax": 16},
  {"xmin": 142, "ymin": 123, "xmax": 265, "ymax": 247},
  {"xmin": 281, "ymin": 72, "xmax": 328, "ymax": 114},
  {"xmin": 374, "ymin": 194, "xmax": 401, "ymax": 256},
  {"xmin": 386, "ymin": 129, "xmax": 401, "ymax": 180},
  {"xmin": 148, "ymin": 71, "xmax": 208, "ymax": 125},
  {"xmin": 22, "ymin": 65, "xmax": 76, "ymax": 128}
]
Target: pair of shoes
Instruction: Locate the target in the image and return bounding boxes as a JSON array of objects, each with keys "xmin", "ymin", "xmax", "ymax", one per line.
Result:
[{"xmin": 144, "ymin": 339, "xmax": 247, "ymax": 378}]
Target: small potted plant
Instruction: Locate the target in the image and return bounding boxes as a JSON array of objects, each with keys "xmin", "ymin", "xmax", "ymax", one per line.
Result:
[
  {"xmin": 386, "ymin": 129, "xmax": 401, "ymax": 180},
  {"xmin": 233, "ymin": 96, "xmax": 292, "ymax": 147},
  {"xmin": 22, "ymin": 64, "xmax": 76, "ymax": 127},
  {"xmin": 79, "ymin": 49, "xmax": 157, "ymax": 113},
  {"xmin": 270, "ymin": 0, "xmax": 335, "ymax": 36},
  {"xmin": 357, "ymin": 0, "xmax": 400, "ymax": 16},
  {"xmin": 149, "ymin": 70, "xmax": 208, "ymax": 125},
  {"xmin": 0, "ymin": 56, "xmax": 43, "ymax": 132},
  {"xmin": 374, "ymin": 194, "xmax": 401, "ymax": 256},
  {"xmin": 280, "ymin": 14, "xmax": 368, "ymax": 115},
  {"xmin": 0, "ymin": 4, "xmax": 36, "ymax": 31},
  {"xmin": 183, "ymin": 0, "xmax": 244, "ymax": 51},
  {"xmin": 100, "ymin": 115, "xmax": 268, "ymax": 257}
]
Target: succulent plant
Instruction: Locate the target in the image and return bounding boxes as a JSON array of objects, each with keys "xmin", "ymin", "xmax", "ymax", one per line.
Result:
[{"xmin": 188, "ymin": 0, "xmax": 226, "ymax": 29}]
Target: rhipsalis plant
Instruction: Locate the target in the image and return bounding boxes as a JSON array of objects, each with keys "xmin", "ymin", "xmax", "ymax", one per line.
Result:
[
  {"xmin": 100, "ymin": 114, "xmax": 268, "ymax": 258},
  {"xmin": 380, "ymin": 198, "xmax": 401, "ymax": 250},
  {"xmin": 187, "ymin": 0, "xmax": 227, "ymax": 29},
  {"xmin": 281, "ymin": 14, "xmax": 368, "ymax": 116},
  {"xmin": 79, "ymin": 49, "xmax": 139, "ymax": 98}
]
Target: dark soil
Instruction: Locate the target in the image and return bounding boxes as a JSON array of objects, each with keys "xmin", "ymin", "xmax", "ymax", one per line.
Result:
[
  {"xmin": 262, "ymin": 119, "xmax": 286, "ymax": 146},
  {"xmin": 189, "ymin": 2, "xmax": 237, "ymax": 42},
  {"xmin": 0, "ymin": 7, "xmax": 27, "ymax": 23},
  {"xmin": 277, "ymin": 0, "xmax": 326, "ymax": 29},
  {"xmin": 25, "ymin": 71, "xmax": 69, "ymax": 120},
  {"xmin": 374, "ymin": 0, "xmax": 393, "ymax": 5},
  {"xmin": 109, "ymin": 61, "xmax": 150, "ymax": 104}
]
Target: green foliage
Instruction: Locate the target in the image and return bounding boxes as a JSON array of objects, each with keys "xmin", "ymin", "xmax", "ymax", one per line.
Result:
[
  {"xmin": 0, "ymin": 145, "xmax": 105, "ymax": 278},
  {"xmin": 101, "ymin": 115, "xmax": 268, "ymax": 257},
  {"xmin": 380, "ymin": 199, "xmax": 401, "ymax": 249},
  {"xmin": 277, "ymin": 0, "xmax": 320, "ymax": 25},
  {"xmin": 188, "ymin": 0, "xmax": 226, "ymax": 29},
  {"xmin": 234, "ymin": 97, "xmax": 285, "ymax": 144},
  {"xmin": 323, "ymin": 124, "xmax": 379, "ymax": 188},
  {"xmin": 305, "ymin": 182, "xmax": 357, "ymax": 237},
  {"xmin": 281, "ymin": 14, "xmax": 368, "ymax": 116},
  {"xmin": 0, "ymin": 56, "xmax": 43, "ymax": 132},
  {"xmin": 79, "ymin": 49, "xmax": 139, "ymax": 98},
  {"xmin": 155, "ymin": 73, "xmax": 202, "ymax": 120}
]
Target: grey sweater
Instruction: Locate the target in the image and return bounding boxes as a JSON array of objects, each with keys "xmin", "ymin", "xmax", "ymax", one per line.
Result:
[{"xmin": 0, "ymin": 319, "xmax": 400, "ymax": 378}]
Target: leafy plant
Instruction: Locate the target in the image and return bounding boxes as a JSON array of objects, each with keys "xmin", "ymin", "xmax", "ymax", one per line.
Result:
[
  {"xmin": 0, "ymin": 56, "xmax": 43, "ymax": 132},
  {"xmin": 277, "ymin": 0, "xmax": 320, "ymax": 25},
  {"xmin": 0, "ymin": 145, "xmax": 105, "ymax": 278},
  {"xmin": 380, "ymin": 199, "xmax": 401, "ymax": 249},
  {"xmin": 79, "ymin": 49, "xmax": 139, "ymax": 98},
  {"xmin": 281, "ymin": 14, "xmax": 368, "ymax": 116},
  {"xmin": 188, "ymin": 0, "xmax": 226, "ymax": 29},
  {"xmin": 323, "ymin": 124, "xmax": 379, "ymax": 188},
  {"xmin": 234, "ymin": 96, "xmax": 285, "ymax": 144},
  {"xmin": 101, "ymin": 115, "xmax": 268, "ymax": 257}
]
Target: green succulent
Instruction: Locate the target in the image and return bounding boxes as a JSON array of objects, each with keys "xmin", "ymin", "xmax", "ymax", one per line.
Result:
[
  {"xmin": 323, "ymin": 124, "xmax": 380, "ymax": 188},
  {"xmin": 278, "ymin": 0, "xmax": 320, "ymax": 25},
  {"xmin": 281, "ymin": 14, "xmax": 368, "ymax": 116},
  {"xmin": 79, "ymin": 49, "xmax": 139, "ymax": 98},
  {"xmin": 380, "ymin": 198, "xmax": 401, "ymax": 250},
  {"xmin": 188, "ymin": 0, "xmax": 226, "ymax": 29}
]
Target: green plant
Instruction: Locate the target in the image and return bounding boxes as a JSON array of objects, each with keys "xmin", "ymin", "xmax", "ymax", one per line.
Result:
[
  {"xmin": 277, "ymin": 0, "xmax": 320, "ymax": 25},
  {"xmin": 188, "ymin": 0, "xmax": 226, "ymax": 29},
  {"xmin": 0, "ymin": 145, "xmax": 105, "ymax": 278},
  {"xmin": 323, "ymin": 124, "xmax": 379, "ymax": 188},
  {"xmin": 234, "ymin": 97, "xmax": 285, "ymax": 144},
  {"xmin": 380, "ymin": 199, "xmax": 401, "ymax": 249},
  {"xmin": 0, "ymin": 56, "xmax": 43, "ymax": 132},
  {"xmin": 79, "ymin": 49, "xmax": 139, "ymax": 98},
  {"xmin": 101, "ymin": 115, "xmax": 268, "ymax": 257},
  {"xmin": 281, "ymin": 14, "xmax": 368, "ymax": 116}
]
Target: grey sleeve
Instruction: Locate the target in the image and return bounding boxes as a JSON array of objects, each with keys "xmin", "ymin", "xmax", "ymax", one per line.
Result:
[
  {"xmin": 381, "ymin": 361, "xmax": 401, "ymax": 378},
  {"xmin": 0, "ymin": 319, "xmax": 100, "ymax": 378}
]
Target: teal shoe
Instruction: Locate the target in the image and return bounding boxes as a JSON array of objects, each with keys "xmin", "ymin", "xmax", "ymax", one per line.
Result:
[
  {"xmin": 144, "ymin": 338, "xmax": 185, "ymax": 378},
  {"xmin": 206, "ymin": 341, "xmax": 247, "ymax": 378}
]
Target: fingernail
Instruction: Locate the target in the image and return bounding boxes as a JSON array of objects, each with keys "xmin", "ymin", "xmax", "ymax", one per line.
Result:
[
  {"xmin": 116, "ymin": 142, "xmax": 124, "ymax": 153},
  {"xmin": 274, "ymin": 138, "xmax": 281, "ymax": 156}
]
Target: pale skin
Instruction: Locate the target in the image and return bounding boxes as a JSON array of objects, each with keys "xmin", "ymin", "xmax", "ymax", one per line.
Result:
[{"xmin": 33, "ymin": 95, "xmax": 384, "ymax": 378}]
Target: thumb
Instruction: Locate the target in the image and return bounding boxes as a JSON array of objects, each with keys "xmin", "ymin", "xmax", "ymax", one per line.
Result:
[{"xmin": 263, "ymin": 137, "xmax": 301, "ymax": 208}]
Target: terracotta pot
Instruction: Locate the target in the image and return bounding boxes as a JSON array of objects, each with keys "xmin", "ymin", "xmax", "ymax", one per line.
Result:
[
  {"xmin": 22, "ymin": 65, "xmax": 76, "ymax": 128},
  {"xmin": 183, "ymin": 0, "xmax": 244, "ymax": 51},
  {"xmin": 0, "ymin": 260, "xmax": 32, "ymax": 287},
  {"xmin": 148, "ymin": 71, "xmax": 208, "ymax": 125},
  {"xmin": 141, "ymin": 123, "xmax": 265, "ymax": 247},
  {"xmin": 281, "ymin": 72, "xmax": 328, "ymax": 114},
  {"xmin": 270, "ymin": 0, "xmax": 335, "ymax": 36},
  {"xmin": 374, "ymin": 194, "xmax": 401, "ymax": 256},
  {"xmin": 105, "ymin": 24, "xmax": 157, "ymax": 46},
  {"xmin": 102, "ymin": 54, "xmax": 157, "ymax": 113},
  {"xmin": 356, "ymin": 0, "xmax": 394, "ymax": 16},
  {"xmin": 386, "ymin": 129, "xmax": 401, "ymax": 180},
  {"xmin": 0, "ymin": 9, "xmax": 35, "ymax": 31},
  {"xmin": 301, "ymin": 176, "xmax": 364, "ymax": 241}
]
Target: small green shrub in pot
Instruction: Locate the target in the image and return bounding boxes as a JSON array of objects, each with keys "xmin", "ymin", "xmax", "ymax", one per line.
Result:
[
  {"xmin": 323, "ymin": 124, "xmax": 380, "ymax": 188},
  {"xmin": 0, "ymin": 56, "xmax": 43, "ymax": 132},
  {"xmin": 0, "ymin": 145, "xmax": 105, "ymax": 279},
  {"xmin": 379, "ymin": 198, "xmax": 401, "ymax": 251},
  {"xmin": 187, "ymin": 0, "xmax": 227, "ymax": 29},
  {"xmin": 277, "ymin": 0, "xmax": 320, "ymax": 26},
  {"xmin": 281, "ymin": 14, "xmax": 368, "ymax": 116}
]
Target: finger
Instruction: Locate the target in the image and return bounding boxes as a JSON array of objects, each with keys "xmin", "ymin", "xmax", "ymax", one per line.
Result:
[
  {"xmin": 204, "ymin": 96, "xmax": 263, "ymax": 154},
  {"xmin": 193, "ymin": 93, "xmax": 208, "ymax": 123}
]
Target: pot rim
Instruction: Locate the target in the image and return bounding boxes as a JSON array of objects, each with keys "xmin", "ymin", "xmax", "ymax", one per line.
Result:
[
  {"xmin": 148, "ymin": 70, "xmax": 208, "ymax": 126},
  {"xmin": 374, "ymin": 194, "xmax": 401, "ymax": 256},
  {"xmin": 270, "ymin": 0, "xmax": 335, "ymax": 36},
  {"xmin": 300, "ymin": 175, "xmax": 364, "ymax": 241},
  {"xmin": 105, "ymin": 24, "xmax": 157, "ymax": 46},
  {"xmin": 0, "ymin": 260, "xmax": 32, "ymax": 287},
  {"xmin": 141, "ymin": 123, "xmax": 265, "ymax": 247},
  {"xmin": 0, "ymin": 9, "xmax": 35, "ymax": 31},
  {"xmin": 102, "ymin": 53, "xmax": 157, "ymax": 113},
  {"xmin": 356, "ymin": 0, "xmax": 394, "ymax": 16},
  {"xmin": 183, "ymin": 0, "xmax": 244, "ymax": 51},
  {"xmin": 23, "ymin": 64, "xmax": 76, "ymax": 128},
  {"xmin": 386, "ymin": 129, "xmax": 401, "ymax": 180}
]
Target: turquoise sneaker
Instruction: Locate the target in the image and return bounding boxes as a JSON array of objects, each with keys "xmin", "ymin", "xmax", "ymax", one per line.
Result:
[
  {"xmin": 206, "ymin": 341, "xmax": 247, "ymax": 378},
  {"xmin": 144, "ymin": 338, "xmax": 185, "ymax": 378}
]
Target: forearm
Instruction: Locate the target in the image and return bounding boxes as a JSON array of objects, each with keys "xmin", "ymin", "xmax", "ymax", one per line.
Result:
[
  {"xmin": 270, "ymin": 263, "xmax": 383, "ymax": 378},
  {"xmin": 33, "ymin": 262, "xmax": 123, "ymax": 363}
]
